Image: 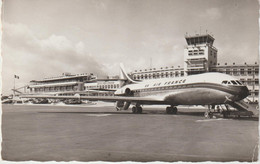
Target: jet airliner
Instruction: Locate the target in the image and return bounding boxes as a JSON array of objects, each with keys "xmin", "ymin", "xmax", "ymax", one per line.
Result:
[{"xmin": 20, "ymin": 63, "xmax": 250, "ymax": 117}]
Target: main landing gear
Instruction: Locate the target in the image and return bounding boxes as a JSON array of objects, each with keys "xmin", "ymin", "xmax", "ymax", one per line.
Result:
[
  {"xmin": 132, "ymin": 105, "xmax": 143, "ymax": 114},
  {"xmin": 166, "ymin": 106, "xmax": 178, "ymax": 114}
]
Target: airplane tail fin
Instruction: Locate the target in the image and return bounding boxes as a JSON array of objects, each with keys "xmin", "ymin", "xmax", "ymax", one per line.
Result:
[{"xmin": 119, "ymin": 63, "xmax": 139, "ymax": 84}]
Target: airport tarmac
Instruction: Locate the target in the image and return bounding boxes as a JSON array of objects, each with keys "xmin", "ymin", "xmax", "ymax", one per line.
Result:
[{"xmin": 1, "ymin": 103, "xmax": 259, "ymax": 162}]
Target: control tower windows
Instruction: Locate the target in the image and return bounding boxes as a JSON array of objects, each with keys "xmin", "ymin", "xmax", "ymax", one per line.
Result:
[{"xmin": 188, "ymin": 49, "xmax": 205, "ymax": 56}]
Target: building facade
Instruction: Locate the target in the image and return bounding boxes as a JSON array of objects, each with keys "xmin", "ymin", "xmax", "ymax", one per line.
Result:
[{"xmin": 131, "ymin": 66, "xmax": 184, "ymax": 80}]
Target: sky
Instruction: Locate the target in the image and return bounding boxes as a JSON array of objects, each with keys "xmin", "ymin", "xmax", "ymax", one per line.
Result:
[{"xmin": 1, "ymin": 0, "xmax": 259, "ymax": 95}]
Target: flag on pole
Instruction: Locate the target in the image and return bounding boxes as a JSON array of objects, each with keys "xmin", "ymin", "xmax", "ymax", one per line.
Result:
[{"xmin": 14, "ymin": 75, "xmax": 19, "ymax": 79}]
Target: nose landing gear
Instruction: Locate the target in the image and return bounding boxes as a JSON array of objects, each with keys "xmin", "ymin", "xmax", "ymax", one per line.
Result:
[
  {"xmin": 204, "ymin": 111, "xmax": 213, "ymax": 119},
  {"xmin": 204, "ymin": 105, "xmax": 214, "ymax": 119}
]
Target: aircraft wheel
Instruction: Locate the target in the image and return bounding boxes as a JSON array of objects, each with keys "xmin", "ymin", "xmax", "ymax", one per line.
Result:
[
  {"xmin": 166, "ymin": 107, "xmax": 171, "ymax": 114},
  {"xmin": 172, "ymin": 107, "xmax": 178, "ymax": 114},
  {"xmin": 132, "ymin": 106, "xmax": 137, "ymax": 114},
  {"xmin": 137, "ymin": 107, "xmax": 143, "ymax": 114}
]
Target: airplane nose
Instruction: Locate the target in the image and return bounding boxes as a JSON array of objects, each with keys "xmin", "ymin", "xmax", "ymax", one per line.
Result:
[{"xmin": 238, "ymin": 86, "xmax": 250, "ymax": 99}]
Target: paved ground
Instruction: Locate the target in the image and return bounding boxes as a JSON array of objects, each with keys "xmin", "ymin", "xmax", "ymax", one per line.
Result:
[{"xmin": 1, "ymin": 103, "xmax": 259, "ymax": 162}]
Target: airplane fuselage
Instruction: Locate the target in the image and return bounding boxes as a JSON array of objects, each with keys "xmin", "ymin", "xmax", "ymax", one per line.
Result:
[{"xmin": 114, "ymin": 72, "xmax": 249, "ymax": 106}]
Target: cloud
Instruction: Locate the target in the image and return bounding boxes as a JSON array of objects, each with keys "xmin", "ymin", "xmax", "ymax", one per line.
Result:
[
  {"xmin": 2, "ymin": 22, "xmax": 106, "ymax": 94},
  {"xmin": 200, "ymin": 7, "xmax": 222, "ymax": 20},
  {"xmin": 93, "ymin": 0, "xmax": 107, "ymax": 10}
]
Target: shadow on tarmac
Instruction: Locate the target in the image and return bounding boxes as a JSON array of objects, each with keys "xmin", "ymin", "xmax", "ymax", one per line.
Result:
[
  {"xmin": 38, "ymin": 110, "xmax": 259, "ymax": 121},
  {"xmin": 178, "ymin": 111, "xmax": 259, "ymax": 121},
  {"xmin": 38, "ymin": 111, "xmax": 132, "ymax": 115}
]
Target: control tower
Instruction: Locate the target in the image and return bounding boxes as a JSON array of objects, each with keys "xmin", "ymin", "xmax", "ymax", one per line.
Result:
[{"xmin": 184, "ymin": 33, "xmax": 218, "ymax": 75}]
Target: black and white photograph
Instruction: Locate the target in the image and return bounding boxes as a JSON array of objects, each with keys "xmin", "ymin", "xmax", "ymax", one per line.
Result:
[{"xmin": 1, "ymin": 0, "xmax": 259, "ymax": 162}]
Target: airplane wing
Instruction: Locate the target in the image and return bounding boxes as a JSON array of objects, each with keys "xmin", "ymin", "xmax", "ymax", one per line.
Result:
[
  {"xmin": 87, "ymin": 88, "xmax": 117, "ymax": 92},
  {"xmin": 20, "ymin": 95, "xmax": 165, "ymax": 105}
]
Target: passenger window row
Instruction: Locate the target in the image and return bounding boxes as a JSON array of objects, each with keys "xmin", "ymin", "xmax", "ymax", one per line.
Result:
[
  {"xmin": 164, "ymin": 79, "xmax": 186, "ymax": 85},
  {"xmin": 134, "ymin": 85, "xmax": 188, "ymax": 92}
]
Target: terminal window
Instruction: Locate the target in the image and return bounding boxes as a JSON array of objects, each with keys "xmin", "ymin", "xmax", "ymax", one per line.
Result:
[
  {"xmin": 233, "ymin": 69, "xmax": 238, "ymax": 75},
  {"xmin": 248, "ymin": 69, "xmax": 252, "ymax": 74},
  {"xmin": 226, "ymin": 69, "xmax": 230, "ymax": 74},
  {"xmin": 247, "ymin": 79, "xmax": 252, "ymax": 85},
  {"xmin": 255, "ymin": 68, "xmax": 259, "ymax": 74},
  {"xmin": 255, "ymin": 79, "xmax": 259, "ymax": 85},
  {"xmin": 240, "ymin": 69, "xmax": 244, "ymax": 75}
]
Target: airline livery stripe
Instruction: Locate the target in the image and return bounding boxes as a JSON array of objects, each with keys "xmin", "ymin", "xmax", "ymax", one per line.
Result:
[{"xmin": 131, "ymin": 82, "xmax": 240, "ymax": 95}]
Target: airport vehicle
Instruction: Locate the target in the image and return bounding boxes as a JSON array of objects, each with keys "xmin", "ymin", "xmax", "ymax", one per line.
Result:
[
  {"xmin": 64, "ymin": 99, "xmax": 82, "ymax": 105},
  {"xmin": 20, "ymin": 64, "xmax": 251, "ymax": 118}
]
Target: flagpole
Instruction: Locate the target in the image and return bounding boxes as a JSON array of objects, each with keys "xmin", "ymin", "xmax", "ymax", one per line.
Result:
[{"xmin": 14, "ymin": 75, "xmax": 15, "ymax": 97}]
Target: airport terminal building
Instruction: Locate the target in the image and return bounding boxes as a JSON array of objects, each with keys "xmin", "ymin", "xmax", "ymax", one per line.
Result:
[
  {"xmin": 130, "ymin": 34, "xmax": 259, "ymax": 103},
  {"xmin": 27, "ymin": 73, "xmax": 96, "ymax": 94},
  {"xmin": 25, "ymin": 73, "xmax": 121, "ymax": 96}
]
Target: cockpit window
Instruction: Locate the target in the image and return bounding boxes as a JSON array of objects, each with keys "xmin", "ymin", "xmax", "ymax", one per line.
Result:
[
  {"xmin": 231, "ymin": 80, "xmax": 238, "ymax": 85},
  {"xmin": 222, "ymin": 80, "xmax": 243, "ymax": 85},
  {"xmin": 236, "ymin": 80, "xmax": 243, "ymax": 85},
  {"xmin": 222, "ymin": 81, "xmax": 228, "ymax": 84}
]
